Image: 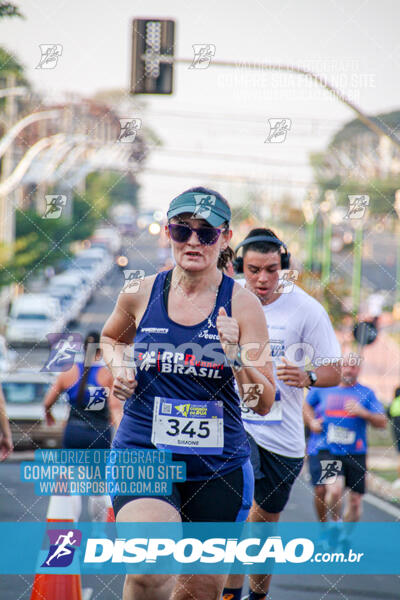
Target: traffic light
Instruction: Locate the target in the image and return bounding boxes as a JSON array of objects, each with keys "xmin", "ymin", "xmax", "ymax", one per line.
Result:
[{"xmin": 131, "ymin": 18, "xmax": 175, "ymax": 94}]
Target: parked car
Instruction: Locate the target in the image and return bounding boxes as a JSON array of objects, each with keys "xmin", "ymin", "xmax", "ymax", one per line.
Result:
[
  {"xmin": 75, "ymin": 247, "xmax": 113, "ymax": 280},
  {"xmin": 0, "ymin": 335, "xmax": 17, "ymax": 373},
  {"xmin": 63, "ymin": 269, "xmax": 95, "ymax": 302},
  {"xmin": 91, "ymin": 226, "xmax": 122, "ymax": 255},
  {"xmin": 1, "ymin": 370, "xmax": 69, "ymax": 448},
  {"xmin": 46, "ymin": 273, "xmax": 88, "ymax": 323},
  {"xmin": 5, "ymin": 295, "xmax": 64, "ymax": 346}
]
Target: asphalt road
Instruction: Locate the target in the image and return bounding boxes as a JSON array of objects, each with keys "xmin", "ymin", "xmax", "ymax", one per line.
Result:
[{"xmin": 2, "ymin": 230, "xmax": 400, "ymax": 599}]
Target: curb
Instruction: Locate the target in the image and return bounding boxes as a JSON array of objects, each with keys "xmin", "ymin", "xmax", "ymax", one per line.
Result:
[{"xmin": 367, "ymin": 472, "xmax": 400, "ymax": 505}]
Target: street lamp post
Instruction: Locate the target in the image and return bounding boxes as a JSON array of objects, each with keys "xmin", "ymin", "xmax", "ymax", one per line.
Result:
[
  {"xmin": 351, "ymin": 218, "xmax": 364, "ymax": 316},
  {"xmin": 302, "ymin": 187, "xmax": 318, "ymax": 272},
  {"xmin": 320, "ymin": 190, "xmax": 336, "ymax": 287},
  {"xmin": 394, "ymin": 190, "xmax": 400, "ymax": 304}
]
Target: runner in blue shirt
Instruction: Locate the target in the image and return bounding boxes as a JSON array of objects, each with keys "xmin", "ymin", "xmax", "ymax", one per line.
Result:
[
  {"xmin": 304, "ymin": 354, "xmax": 386, "ymax": 522},
  {"xmin": 101, "ymin": 187, "xmax": 275, "ymax": 600}
]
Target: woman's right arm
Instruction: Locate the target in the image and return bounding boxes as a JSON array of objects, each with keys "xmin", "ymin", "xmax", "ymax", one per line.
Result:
[{"xmin": 101, "ymin": 286, "xmax": 142, "ymax": 402}]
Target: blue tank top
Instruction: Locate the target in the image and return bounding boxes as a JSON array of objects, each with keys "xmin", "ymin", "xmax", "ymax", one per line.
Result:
[
  {"xmin": 66, "ymin": 362, "xmax": 110, "ymax": 425},
  {"xmin": 113, "ymin": 270, "xmax": 250, "ymax": 480}
]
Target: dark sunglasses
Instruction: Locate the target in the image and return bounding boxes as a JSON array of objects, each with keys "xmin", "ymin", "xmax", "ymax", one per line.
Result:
[{"xmin": 168, "ymin": 223, "xmax": 224, "ymax": 245}]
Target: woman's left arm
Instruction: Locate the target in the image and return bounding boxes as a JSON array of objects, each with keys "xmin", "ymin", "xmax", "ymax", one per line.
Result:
[{"xmin": 216, "ymin": 287, "xmax": 275, "ymax": 416}]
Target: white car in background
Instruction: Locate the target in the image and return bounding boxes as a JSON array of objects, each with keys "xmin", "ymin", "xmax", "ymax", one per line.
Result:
[
  {"xmin": 75, "ymin": 247, "xmax": 113, "ymax": 280},
  {"xmin": 5, "ymin": 295, "xmax": 65, "ymax": 346},
  {"xmin": 91, "ymin": 226, "xmax": 122, "ymax": 255},
  {"xmin": 63, "ymin": 268, "xmax": 95, "ymax": 302},
  {"xmin": 0, "ymin": 335, "xmax": 17, "ymax": 373},
  {"xmin": 46, "ymin": 273, "xmax": 89, "ymax": 323},
  {"xmin": 1, "ymin": 370, "xmax": 69, "ymax": 448}
]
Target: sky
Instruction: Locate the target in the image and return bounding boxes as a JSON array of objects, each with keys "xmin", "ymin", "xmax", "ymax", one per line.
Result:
[{"xmin": 1, "ymin": 0, "xmax": 399, "ymax": 211}]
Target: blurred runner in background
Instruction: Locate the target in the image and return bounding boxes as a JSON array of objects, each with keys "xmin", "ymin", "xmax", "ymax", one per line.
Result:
[
  {"xmin": 387, "ymin": 385, "xmax": 400, "ymax": 488},
  {"xmin": 43, "ymin": 331, "xmax": 121, "ymax": 521},
  {"xmin": 304, "ymin": 355, "xmax": 387, "ymax": 523}
]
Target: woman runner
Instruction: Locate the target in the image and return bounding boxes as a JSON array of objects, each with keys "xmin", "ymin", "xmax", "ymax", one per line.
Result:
[
  {"xmin": 101, "ymin": 187, "xmax": 275, "ymax": 600},
  {"xmin": 44, "ymin": 331, "xmax": 120, "ymax": 521}
]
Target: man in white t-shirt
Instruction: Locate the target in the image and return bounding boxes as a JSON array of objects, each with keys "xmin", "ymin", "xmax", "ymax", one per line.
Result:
[{"xmin": 222, "ymin": 228, "xmax": 341, "ymax": 600}]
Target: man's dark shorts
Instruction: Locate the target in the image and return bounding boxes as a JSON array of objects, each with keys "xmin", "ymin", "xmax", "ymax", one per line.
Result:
[
  {"xmin": 247, "ymin": 433, "xmax": 303, "ymax": 514},
  {"xmin": 309, "ymin": 450, "xmax": 367, "ymax": 494}
]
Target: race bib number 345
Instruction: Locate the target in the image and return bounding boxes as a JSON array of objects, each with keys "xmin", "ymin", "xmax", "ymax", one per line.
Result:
[{"xmin": 152, "ymin": 397, "xmax": 224, "ymax": 454}]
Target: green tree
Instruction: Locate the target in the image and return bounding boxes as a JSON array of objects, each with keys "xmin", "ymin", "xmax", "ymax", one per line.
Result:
[{"xmin": 0, "ymin": 2, "xmax": 23, "ymax": 19}]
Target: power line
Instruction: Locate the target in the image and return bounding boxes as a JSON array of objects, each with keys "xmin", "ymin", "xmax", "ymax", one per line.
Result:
[
  {"xmin": 150, "ymin": 146, "xmax": 309, "ymax": 168},
  {"xmin": 141, "ymin": 166, "xmax": 310, "ymax": 188}
]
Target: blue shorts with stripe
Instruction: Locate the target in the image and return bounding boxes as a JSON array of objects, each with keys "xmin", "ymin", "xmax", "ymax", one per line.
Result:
[{"xmin": 112, "ymin": 458, "xmax": 254, "ymax": 522}]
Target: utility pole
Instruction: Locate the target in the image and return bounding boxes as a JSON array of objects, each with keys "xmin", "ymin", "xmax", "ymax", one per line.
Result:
[{"xmin": 0, "ymin": 73, "xmax": 17, "ymax": 255}]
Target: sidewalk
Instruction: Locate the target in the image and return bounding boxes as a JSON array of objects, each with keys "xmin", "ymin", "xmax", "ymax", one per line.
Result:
[
  {"xmin": 337, "ymin": 326, "xmax": 400, "ymax": 404},
  {"xmin": 368, "ymin": 446, "xmax": 400, "ymax": 503}
]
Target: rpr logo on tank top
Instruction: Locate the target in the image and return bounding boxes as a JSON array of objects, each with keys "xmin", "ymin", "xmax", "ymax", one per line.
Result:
[{"xmin": 137, "ymin": 349, "xmax": 224, "ymax": 379}]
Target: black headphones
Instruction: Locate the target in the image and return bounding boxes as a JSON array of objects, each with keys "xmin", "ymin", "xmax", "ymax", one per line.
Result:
[{"xmin": 233, "ymin": 235, "xmax": 291, "ymax": 273}]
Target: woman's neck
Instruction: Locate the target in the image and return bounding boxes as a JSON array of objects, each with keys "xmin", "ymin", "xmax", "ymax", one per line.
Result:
[{"xmin": 172, "ymin": 265, "xmax": 222, "ymax": 295}]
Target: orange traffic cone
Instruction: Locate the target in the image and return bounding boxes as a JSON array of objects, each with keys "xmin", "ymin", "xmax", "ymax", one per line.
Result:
[
  {"xmin": 30, "ymin": 572, "xmax": 83, "ymax": 600},
  {"xmin": 30, "ymin": 495, "xmax": 83, "ymax": 600},
  {"xmin": 105, "ymin": 496, "xmax": 115, "ymax": 522}
]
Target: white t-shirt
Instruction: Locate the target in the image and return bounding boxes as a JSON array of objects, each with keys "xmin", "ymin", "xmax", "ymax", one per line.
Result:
[{"xmin": 237, "ymin": 280, "xmax": 341, "ymax": 458}]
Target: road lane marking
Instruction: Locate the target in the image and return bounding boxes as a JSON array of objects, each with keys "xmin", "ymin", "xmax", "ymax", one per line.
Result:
[{"xmin": 364, "ymin": 493, "xmax": 400, "ymax": 519}]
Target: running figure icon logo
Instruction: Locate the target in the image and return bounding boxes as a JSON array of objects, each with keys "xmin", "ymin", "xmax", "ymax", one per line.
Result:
[
  {"xmin": 242, "ymin": 384, "xmax": 263, "ymax": 408},
  {"xmin": 118, "ymin": 118, "xmax": 142, "ymax": 142},
  {"xmin": 85, "ymin": 386, "xmax": 109, "ymax": 411},
  {"xmin": 122, "ymin": 269, "xmax": 145, "ymax": 294},
  {"xmin": 41, "ymin": 529, "xmax": 82, "ymax": 568},
  {"xmin": 276, "ymin": 269, "xmax": 298, "ymax": 294},
  {"xmin": 265, "ymin": 118, "xmax": 291, "ymax": 143},
  {"xmin": 192, "ymin": 194, "xmax": 216, "ymax": 219},
  {"xmin": 36, "ymin": 44, "xmax": 63, "ymax": 69},
  {"xmin": 317, "ymin": 459, "xmax": 343, "ymax": 485},
  {"xmin": 43, "ymin": 195, "xmax": 67, "ymax": 219},
  {"xmin": 189, "ymin": 44, "xmax": 216, "ymax": 69},
  {"xmin": 345, "ymin": 195, "xmax": 369, "ymax": 220},
  {"xmin": 42, "ymin": 333, "xmax": 83, "ymax": 373}
]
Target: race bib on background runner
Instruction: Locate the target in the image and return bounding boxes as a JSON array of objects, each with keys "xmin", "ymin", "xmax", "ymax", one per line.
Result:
[
  {"xmin": 241, "ymin": 390, "xmax": 282, "ymax": 424},
  {"xmin": 152, "ymin": 397, "xmax": 224, "ymax": 454},
  {"xmin": 327, "ymin": 423, "xmax": 356, "ymax": 445}
]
